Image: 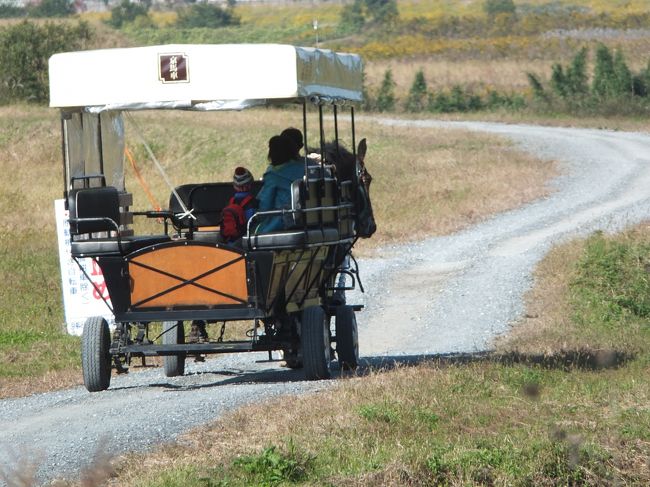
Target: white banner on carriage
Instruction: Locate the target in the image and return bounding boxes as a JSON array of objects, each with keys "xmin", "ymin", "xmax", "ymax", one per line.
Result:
[{"xmin": 54, "ymin": 199, "xmax": 115, "ymax": 336}]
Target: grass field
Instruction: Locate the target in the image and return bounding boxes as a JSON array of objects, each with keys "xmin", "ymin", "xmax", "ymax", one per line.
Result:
[
  {"xmin": 106, "ymin": 226, "xmax": 650, "ymax": 486},
  {"xmin": 0, "ymin": 105, "xmax": 554, "ymax": 398}
]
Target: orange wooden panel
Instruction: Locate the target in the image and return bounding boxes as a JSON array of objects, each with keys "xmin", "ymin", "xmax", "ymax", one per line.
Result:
[{"xmin": 129, "ymin": 245, "xmax": 247, "ymax": 308}]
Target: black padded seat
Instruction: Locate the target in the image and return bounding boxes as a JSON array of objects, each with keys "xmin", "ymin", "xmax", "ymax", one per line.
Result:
[
  {"xmin": 70, "ymin": 235, "xmax": 171, "ymax": 257},
  {"xmin": 190, "ymin": 231, "xmax": 222, "ymax": 243},
  {"xmin": 242, "ymin": 228, "xmax": 339, "ymax": 250}
]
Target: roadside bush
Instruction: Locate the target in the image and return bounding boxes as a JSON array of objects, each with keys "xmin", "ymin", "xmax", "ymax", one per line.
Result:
[
  {"xmin": 365, "ymin": 0, "xmax": 398, "ymax": 26},
  {"xmin": 405, "ymin": 69, "xmax": 428, "ymax": 112},
  {"xmin": 528, "ymin": 45, "xmax": 650, "ymax": 115},
  {"xmin": 425, "ymin": 86, "xmax": 523, "ymax": 113},
  {"xmin": 375, "ymin": 68, "xmax": 395, "ymax": 112},
  {"xmin": 0, "ymin": 21, "xmax": 93, "ymax": 104},
  {"xmin": 28, "ymin": 0, "xmax": 74, "ymax": 18},
  {"xmin": 108, "ymin": 0, "xmax": 151, "ymax": 29},
  {"xmin": 484, "ymin": 0, "xmax": 516, "ymax": 18},
  {"xmin": 338, "ymin": 0, "xmax": 397, "ymax": 33},
  {"xmin": 0, "ymin": 3, "xmax": 26, "ymax": 18},
  {"xmin": 339, "ymin": 0, "xmax": 364, "ymax": 33},
  {"xmin": 592, "ymin": 43, "xmax": 617, "ymax": 100},
  {"xmin": 175, "ymin": 1, "xmax": 240, "ymax": 28}
]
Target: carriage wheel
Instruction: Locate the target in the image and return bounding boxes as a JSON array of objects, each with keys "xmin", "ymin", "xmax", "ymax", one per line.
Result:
[
  {"xmin": 81, "ymin": 316, "xmax": 112, "ymax": 392},
  {"xmin": 301, "ymin": 306, "xmax": 332, "ymax": 380},
  {"xmin": 282, "ymin": 347, "xmax": 303, "ymax": 369},
  {"xmin": 335, "ymin": 306, "xmax": 359, "ymax": 371},
  {"xmin": 162, "ymin": 321, "xmax": 185, "ymax": 377}
]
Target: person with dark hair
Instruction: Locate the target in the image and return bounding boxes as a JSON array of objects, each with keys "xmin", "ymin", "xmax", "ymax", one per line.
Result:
[
  {"xmin": 280, "ymin": 127, "xmax": 304, "ymax": 159},
  {"xmin": 255, "ymin": 135, "xmax": 304, "ymax": 233},
  {"xmin": 281, "ymin": 126, "xmax": 322, "ymax": 166}
]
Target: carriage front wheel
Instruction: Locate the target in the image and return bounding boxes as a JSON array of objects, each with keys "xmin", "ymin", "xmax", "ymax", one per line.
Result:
[
  {"xmin": 81, "ymin": 316, "xmax": 112, "ymax": 392},
  {"xmin": 335, "ymin": 306, "xmax": 359, "ymax": 371},
  {"xmin": 162, "ymin": 321, "xmax": 186, "ymax": 377},
  {"xmin": 301, "ymin": 306, "xmax": 332, "ymax": 380}
]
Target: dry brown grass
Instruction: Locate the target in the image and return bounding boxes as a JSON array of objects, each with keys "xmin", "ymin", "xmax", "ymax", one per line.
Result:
[
  {"xmin": 364, "ymin": 54, "xmax": 650, "ymax": 103},
  {"xmin": 366, "ymin": 58, "xmax": 546, "ymax": 95},
  {"xmin": 0, "ymin": 370, "xmax": 82, "ymax": 400},
  {"xmin": 493, "ymin": 240, "xmax": 584, "ymax": 355}
]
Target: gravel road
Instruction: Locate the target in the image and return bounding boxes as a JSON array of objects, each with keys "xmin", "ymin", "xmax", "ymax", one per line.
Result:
[{"xmin": 2, "ymin": 120, "xmax": 650, "ymax": 485}]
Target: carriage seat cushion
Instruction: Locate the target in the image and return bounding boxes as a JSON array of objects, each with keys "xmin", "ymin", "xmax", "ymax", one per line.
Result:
[
  {"xmin": 70, "ymin": 235, "xmax": 171, "ymax": 257},
  {"xmin": 170, "ymin": 181, "xmax": 263, "ymax": 229},
  {"xmin": 242, "ymin": 227, "xmax": 339, "ymax": 250}
]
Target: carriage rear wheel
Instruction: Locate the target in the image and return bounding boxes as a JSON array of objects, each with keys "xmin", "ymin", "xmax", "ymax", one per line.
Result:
[
  {"xmin": 82, "ymin": 316, "xmax": 112, "ymax": 392},
  {"xmin": 301, "ymin": 306, "xmax": 332, "ymax": 380},
  {"xmin": 335, "ymin": 306, "xmax": 359, "ymax": 371},
  {"xmin": 162, "ymin": 321, "xmax": 186, "ymax": 377}
]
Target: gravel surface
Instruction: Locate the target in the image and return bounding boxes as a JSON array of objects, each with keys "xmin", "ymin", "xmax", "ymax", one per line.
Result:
[{"xmin": 2, "ymin": 120, "xmax": 650, "ymax": 485}]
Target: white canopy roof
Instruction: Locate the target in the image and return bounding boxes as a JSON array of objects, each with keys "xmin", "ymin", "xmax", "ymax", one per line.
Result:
[{"xmin": 49, "ymin": 44, "xmax": 363, "ymax": 111}]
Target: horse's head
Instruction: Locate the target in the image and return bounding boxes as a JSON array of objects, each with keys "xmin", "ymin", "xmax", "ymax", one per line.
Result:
[
  {"xmin": 352, "ymin": 138, "xmax": 376, "ymax": 238},
  {"xmin": 356, "ymin": 138, "xmax": 372, "ymax": 192}
]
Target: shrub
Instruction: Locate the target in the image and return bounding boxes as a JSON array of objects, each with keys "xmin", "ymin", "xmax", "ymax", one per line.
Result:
[
  {"xmin": 108, "ymin": 0, "xmax": 150, "ymax": 29},
  {"xmin": 405, "ymin": 68, "xmax": 428, "ymax": 112},
  {"xmin": 527, "ymin": 72, "xmax": 548, "ymax": 102},
  {"xmin": 0, "ymin": 21, "xmax": 93, "ymax": 104},
  {"xmin": 365, "ymin": 0, "xmax": 398, "ymax": 26},
  {"xmin": 0, "ymin": 3, "xmax": 26, "ymax": 18},
  {"xmin": 375, "ymin": 68, "xmax": 395, "ymax": 112},
  {"xmin": 28, "ymin": 0, "xmax": 75, "ymax": 18},
  {"xmin": 339, "ymin": 0, "xmax": 365, "ymax": 33},
  {"xmin": 175, "ymin": 2, "xmax": 240, "ymax": 29},
  {"xmin": 632, "ymin": 60, "xmax": 650, "ymax": 97},
  {"xmin": 484, "ymin": 0, "xmax": 516, "ymax": 18},
  {"xmin": 613, "ymin": 50, "xmax": 634, "ymax": 97},
  {"xmin": 592, "ymin": 43, "xmax": 616, "ymax": 100}
]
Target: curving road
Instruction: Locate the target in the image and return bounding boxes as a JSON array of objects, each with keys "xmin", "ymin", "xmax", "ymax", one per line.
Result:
[{"xmin": 1, "ymin": 120, "xmax": 650, "ymax": 484}]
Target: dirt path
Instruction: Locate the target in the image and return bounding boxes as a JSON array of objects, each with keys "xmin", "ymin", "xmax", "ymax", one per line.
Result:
[
  {"xmin": 2, "ymin": 120, "xmax": 650, "ymax": 485},
  {"xmin": 355, "ymin": 120, "xmax": 650, "ymax": 356}
]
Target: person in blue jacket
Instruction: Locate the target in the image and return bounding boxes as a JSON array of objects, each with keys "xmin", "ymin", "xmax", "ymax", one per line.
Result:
[{"xmin": 256, "ymin": 135, "xmax": 304, "ymax": 233}]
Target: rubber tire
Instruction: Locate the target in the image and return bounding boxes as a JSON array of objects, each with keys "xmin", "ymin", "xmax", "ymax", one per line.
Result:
[
  {"xmin": 162, "ymin": 321, "xmax": 185, "ymax": 377},
  {"xmin": 301, "ymin": 306, "xmax": 332, "ymax": 380},
  {"xmin": 335, "ymin": 306, "xmax": 359, "ymax": 370},
  {"xmin": 81, "ymin": 316, "xmax": 112, "ymax": 392}
]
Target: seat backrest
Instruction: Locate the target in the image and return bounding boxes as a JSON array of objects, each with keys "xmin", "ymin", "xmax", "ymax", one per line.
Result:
[
  {"xmin": 338, "ymin": 180, "xmax": 354, "ymax": 237},
  {"xmin": 68, "ymin": 186, "xmax": 120, "ymax": 235},
  {"xmin": 289, "ymin": 178, "xmax": 339, "ymax": 229},
  {"xmin": 170, "ymin": 181, "xmax": 263, "ymax": 229},
  {"xmin": 304, "ymin": 178, "xmax": 338, "ymax": 226}
]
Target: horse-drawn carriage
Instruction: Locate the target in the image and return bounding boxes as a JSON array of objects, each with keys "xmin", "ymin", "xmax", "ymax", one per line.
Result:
[{"xmin": 49, "ymin": 44, "xmax": 375, "ymax": 392}]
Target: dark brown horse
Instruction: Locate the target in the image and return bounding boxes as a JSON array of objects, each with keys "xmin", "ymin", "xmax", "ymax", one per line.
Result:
[{"xmin": 310, "ymin": 139, "xmax": 376, "ymax": 238}]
